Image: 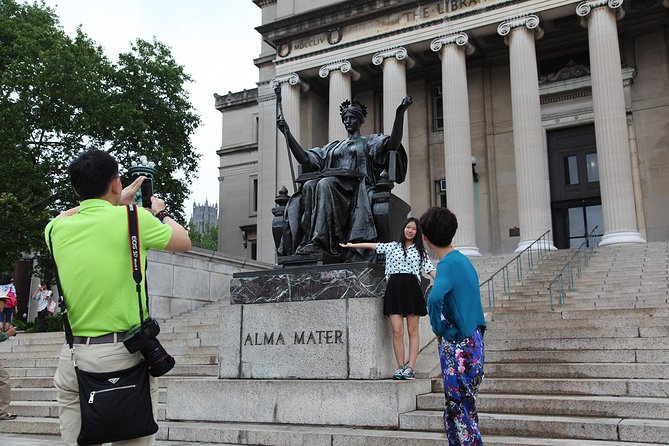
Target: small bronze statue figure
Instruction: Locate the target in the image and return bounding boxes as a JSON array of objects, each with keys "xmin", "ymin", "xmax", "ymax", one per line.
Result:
[{"xmin": 276, "ymin": 96, "xmax": 412, "ymax": 261}]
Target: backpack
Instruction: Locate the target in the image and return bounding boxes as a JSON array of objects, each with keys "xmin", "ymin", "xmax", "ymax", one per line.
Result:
[{"xmin": 5, "ymin": 289, "xmax": 17, "ymax": 309}]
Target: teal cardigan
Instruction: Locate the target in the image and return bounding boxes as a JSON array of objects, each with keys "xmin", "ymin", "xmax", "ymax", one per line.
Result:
[{"xmin": 426, "ymin": 250, "xmax": 486, "ymax": 342}]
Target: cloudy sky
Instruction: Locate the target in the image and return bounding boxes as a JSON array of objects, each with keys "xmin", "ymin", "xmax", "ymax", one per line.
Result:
[{"xmin": 39, "ymin": 0, "xmax": 261, "ymax": 217}]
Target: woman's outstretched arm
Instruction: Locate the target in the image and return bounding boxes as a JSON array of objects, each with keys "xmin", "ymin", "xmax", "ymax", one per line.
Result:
[{"xmin": 339, "ymin": 242, "xmax": 378, "ymax": 251}]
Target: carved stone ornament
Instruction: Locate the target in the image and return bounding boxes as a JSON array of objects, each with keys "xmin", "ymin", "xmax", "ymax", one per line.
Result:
[
  {"xmin": 497, "ymin": 15, "xmax": 544, "ymax": 40},
  {"xmin": 318, "ymin": 60, "xmax": 360, "ymax": 81},
  {"xmin": 576, "ymin": 0, "xmax": 625, "ymax": 20},
  {"xmin": 429, "ymin": 33, "xmax": 475, "ymax": 56},
  {"xmin": 372, "ymin": 47, "xmax": 408, "ymax": 66},
  {"xmin": 270, "ymin": 73, "xmax": 300, "ymax": 89},
  {"xmin": 539, "ymin": 60, "xmax": 591, "ymax": 85},
  {"xmin": 372, "ymin": 47, "xmax": 416, "ymax": 70}
]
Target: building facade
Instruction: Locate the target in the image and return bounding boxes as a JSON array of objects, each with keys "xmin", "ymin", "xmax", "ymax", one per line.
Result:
[
  {"xmin": 216, "ymin": 0, "xmax": 669, "ymax": 264},
  {"xmin": 190, "ymin": 199, "xmax": 219, "ymax": 233}
]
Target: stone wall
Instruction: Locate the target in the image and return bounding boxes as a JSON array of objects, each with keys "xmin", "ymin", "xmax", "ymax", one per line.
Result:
[{"xmin": 146, "ymin": 248, "xmax": 270, "ymax": 319}]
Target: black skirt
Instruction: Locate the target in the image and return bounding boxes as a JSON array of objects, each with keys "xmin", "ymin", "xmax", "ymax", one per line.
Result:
[{"xmin": 383, "ymin": 273, "xmax": 427, "ymax": 317}]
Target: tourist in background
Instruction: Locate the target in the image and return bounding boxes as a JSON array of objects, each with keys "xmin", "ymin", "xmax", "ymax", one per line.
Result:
[
  {"xmin": 419, "ymin": 207, "xmax": 486, "ymax": 446},
  {"xmin": 33, "ymin": 282, "xmax": 52, "ymax": 332},
  {"xmin": 339, "ymin": 217, "xmax": 435, "ymax": 380},
  {"xmin": 0, "ymin": 276, "xmax": 17, "ymax": 331},
  {"xmin": 0, "ymin": 290, "xmax": 18, "ymax": 420}
]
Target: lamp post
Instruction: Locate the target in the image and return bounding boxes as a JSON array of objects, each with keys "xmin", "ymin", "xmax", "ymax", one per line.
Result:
[{"xmin": 127, "ymin": 155, "xmax": 156, "ymax": 208}]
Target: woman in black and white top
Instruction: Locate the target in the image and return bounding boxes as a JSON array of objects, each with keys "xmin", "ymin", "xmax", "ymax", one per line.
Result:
[{"xmin": 340, "ymin": 217, "xmax": 435, "ymax": 379}]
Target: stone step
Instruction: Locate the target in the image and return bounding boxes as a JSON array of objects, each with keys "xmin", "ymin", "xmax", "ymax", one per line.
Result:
[
  {"xmin": 155, "ymin": 420, "xmax": 662, "ymax": 446},
  {"xmin": 8, "ymin": 400, "xmax": 168, "ymax": 420},
  {"xmin": 487, "ymin": 316, "xmax": 669, "ymax": 331},
  {"xmin": 486, "ymin": 336, "xmax": 669, "ymax": 351},
  {"xmin": 5, "ymin": 367, "xmax": 57, "ymax": 377},
  {"xmin": 401, "ymin": 411, "xmax": 620, "ymax": 441},
  {"xmin": 485, "ymin": 350, "xmax": 669, "ymax": 364},
  {"xmin": 10, "ymin": 377, "xmax": 55, "ymax": 388},
  {"xmin": 485, "ymin": 362, "xmax": 669, "ymax": 379},
  {"xmin": 490, "ymin": 307, "xmax": 669, "ymax": 322},
  {"xmin": 486, "ymin": 326, "xmax": 641, "ymax": 340},
  {"xmin": 417, "ymin": 393, "xmax": 669, "ymax": 419},
  {"xmin": 438, "ymin": 377, "xmax": 669, "ymax": 397},
  {"xmin": 11, "ymin": 388, "xmax": 57, "ymax": 402},
  {"xmin": 0, "ymin": 417, "xmax": 664, "ymax": 446}
]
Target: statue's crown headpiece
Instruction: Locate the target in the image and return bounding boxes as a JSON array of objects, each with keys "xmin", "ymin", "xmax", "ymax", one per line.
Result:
[{"xmin": 339, "ymin": 99, "xmax": 367, "ymax": 119}]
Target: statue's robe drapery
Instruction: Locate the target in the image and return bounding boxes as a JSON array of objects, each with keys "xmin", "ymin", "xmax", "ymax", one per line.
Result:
[{"xmin": 280, "ymin": 133, "xmax": 407, "ymax": 257}]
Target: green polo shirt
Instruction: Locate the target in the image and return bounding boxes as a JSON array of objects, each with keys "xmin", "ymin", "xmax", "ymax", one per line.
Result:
[{"xmin": 45, "ymin": 199, "xmax": 172, "ymax": 337}]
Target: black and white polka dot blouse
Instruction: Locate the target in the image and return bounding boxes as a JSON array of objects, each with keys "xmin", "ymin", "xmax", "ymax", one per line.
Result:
[{"xmin": 376, "ymin": 242, "xmax": 435, "ymax": 282}]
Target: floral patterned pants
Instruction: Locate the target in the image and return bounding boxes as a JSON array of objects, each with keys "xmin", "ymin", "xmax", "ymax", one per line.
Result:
[{"xmin": 438, "ymin": 328, "xmax": 485, "ymax": 446}]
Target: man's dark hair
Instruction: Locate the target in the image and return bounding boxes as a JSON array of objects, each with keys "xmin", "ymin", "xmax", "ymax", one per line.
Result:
[
  {"xmin": 419, "ymin": 207, "xmax": 458, "ymax": 248},
  {"xmin": 69, "ymin": 149, "xmax": 119, "ymax": 199}
]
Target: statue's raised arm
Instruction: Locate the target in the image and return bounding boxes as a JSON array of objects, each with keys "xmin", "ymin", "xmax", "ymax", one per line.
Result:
[
  {"xmin": 277, "ymin": 117, "xmax": 310, "ymax": 165},
  {"xmin": 384, "ymin": 95, "xmax": 413, "ymax": 154}
]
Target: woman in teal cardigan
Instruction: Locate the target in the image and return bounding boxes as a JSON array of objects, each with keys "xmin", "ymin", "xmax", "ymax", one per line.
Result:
[{"xmin": 419, "ymin": 207, "xmax": 486, "ymax": 446}]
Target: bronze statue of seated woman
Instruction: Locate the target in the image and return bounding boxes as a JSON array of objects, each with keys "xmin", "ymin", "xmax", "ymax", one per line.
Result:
[{"xmin": 276, "ymin": 96, "xmax": 412, "ymax": 262}]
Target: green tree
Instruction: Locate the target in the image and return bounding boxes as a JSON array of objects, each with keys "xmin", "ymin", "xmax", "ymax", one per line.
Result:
[
  {"xmin": 0, "ymin": 0, "xmax": 201, "ymax": 273},
  {"xmin": 189, "ymin": 223, "xmax": 218, "ymax": 252}
]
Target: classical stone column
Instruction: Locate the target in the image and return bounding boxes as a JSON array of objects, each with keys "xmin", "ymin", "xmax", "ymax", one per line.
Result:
[
  {"xmin": 372, "ymin": 47, "xmax": 414, "ymax": 204},
  {"xmin": 319, "ymin": 60, "xmax": 359, "ymax": 142},
  {"xmin": 498, "ymin": 15, "xmax": 555, "ymax": 252},
  {"xmin": 430, "ymin": 34, "xmax": 480, "ymax": 256},
  {"xmin": 577, "ymin": 1, "xmax": 645, "ymax": 245},
  {"xmin": 270, "ymin": 73, "xmax": 308, "ymax": 196}
]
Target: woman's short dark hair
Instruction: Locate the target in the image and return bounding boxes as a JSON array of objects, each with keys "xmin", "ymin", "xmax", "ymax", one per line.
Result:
[
  {"xmin": 69, "ymin": 149, "xmax": 119, "ymax": 200},
  {"xmin": 419, "ymin": 207, "xmax": 458, "ymax": 248}
]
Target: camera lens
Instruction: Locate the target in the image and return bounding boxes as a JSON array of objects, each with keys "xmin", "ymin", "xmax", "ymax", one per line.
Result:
[{"xmin": 140, "ymin": 339, "xmax": 175, "ymax": 377}]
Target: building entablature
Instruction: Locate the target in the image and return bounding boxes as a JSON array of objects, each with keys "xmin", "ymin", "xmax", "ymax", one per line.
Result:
[{"xmin": 267, "ymin": 0, "xmax": 591, "ymax": 73}]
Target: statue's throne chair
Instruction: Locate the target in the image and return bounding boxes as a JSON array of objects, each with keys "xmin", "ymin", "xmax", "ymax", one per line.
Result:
[{"xmin": 271, "ymin": 150, "xmax": 410, "ymax": 266}]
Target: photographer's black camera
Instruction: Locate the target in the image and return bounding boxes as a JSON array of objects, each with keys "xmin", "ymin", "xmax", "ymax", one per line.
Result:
[{"xmin": 124, "ymin": 318, "xmax": 175, "ymax": 377}]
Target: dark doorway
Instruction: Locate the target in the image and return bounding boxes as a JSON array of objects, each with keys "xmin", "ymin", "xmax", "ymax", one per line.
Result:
[{"xmin": 548, "ymin": 124, "xmax": 603, "ymax": 249}]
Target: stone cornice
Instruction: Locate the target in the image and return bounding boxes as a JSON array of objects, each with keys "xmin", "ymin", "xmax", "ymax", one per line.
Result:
[
  {"xmin": 318, "ymin": 59, "xmax": 361, "ymax": 81},
  {"xmin": 252, "ymin": 0, "xmax": 276, "ymax": 7},
  {"xmin": 214, "ymin": 89, "xmax": 259, "ymax": 112},
  {"xmin": 371, "ymin": 46, "xmax": 416, "ymax": 69},
  {"xmin": 429, "ymin": 33, "xmax": 475, "ymax": 56},
  {"xmin": 497, "ymin": 14, "xmax": 544, "ymax": 40}
]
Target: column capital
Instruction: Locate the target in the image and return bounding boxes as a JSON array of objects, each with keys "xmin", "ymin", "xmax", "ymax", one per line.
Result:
[
  {"xmin": 318, "ymin": 59, "xmax": 361, "ymax": 81},
  {"xmin": 497, "ymin": 15, "xmax": 544, "ymax": 40},
  {"xmin": 429, "ymin": 33, "xmax": 475, "ymax": 56},
  {"xmin": 270, "ymin": 73, "xmax": 310, "ymax": 92},
  {"xmin": 371, "ymin": 47, "xmax": 416, "ymax": 69},
  {"xmin": 576, "ymin": 0, "xmax": 625, "ymax": 20}
]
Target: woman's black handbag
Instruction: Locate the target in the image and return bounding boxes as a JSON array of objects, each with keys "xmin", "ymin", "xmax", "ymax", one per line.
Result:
[
  {"xmin": 48, "ymin": 204, "xmax": 159, "ymax": 445},
  {"xmin": 75, "ymin": 362, "xmax": 158, "ymax": 445}
]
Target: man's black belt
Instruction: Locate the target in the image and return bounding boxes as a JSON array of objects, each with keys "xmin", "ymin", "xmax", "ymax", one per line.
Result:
[{"xmin": 71, "ymin": 332, "xmax": 127, "ymax": 345}]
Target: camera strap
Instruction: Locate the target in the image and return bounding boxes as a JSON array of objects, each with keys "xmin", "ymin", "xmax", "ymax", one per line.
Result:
[{"xmin": 126, "ymin": 204, "xmax": 149, "ymax": 324}]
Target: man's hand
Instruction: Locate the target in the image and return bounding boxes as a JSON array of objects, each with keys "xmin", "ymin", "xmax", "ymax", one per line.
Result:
[
  {"xmin": 120, "ymin": 176, "xmax": 145, "ymax": 205},
  {"xmin": 150, "ymin": 195, "xmax": 166, "ymax": 216},
  {"xmin": 6, "ymin": 327, "xmax": 16, "ymax": 336}
]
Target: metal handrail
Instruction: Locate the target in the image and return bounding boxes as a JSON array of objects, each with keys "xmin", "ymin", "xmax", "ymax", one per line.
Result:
[
  {"xmin": 479, "ymin": 230, "xmax": 552, "ymax": 309},
  {"xmin": 547, "ymin": 226, "xmax": 601, "ymax": 310}
]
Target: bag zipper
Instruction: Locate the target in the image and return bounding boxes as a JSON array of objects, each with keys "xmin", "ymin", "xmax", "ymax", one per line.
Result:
[{"xmin": 88, "ymin": 385, "xmax": 136, "ymax": 403}]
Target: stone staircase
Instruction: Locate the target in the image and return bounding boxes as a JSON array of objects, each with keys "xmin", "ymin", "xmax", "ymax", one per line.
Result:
[
  {"xmin": 2, "ymin": 243, "xmax": 668, "ymax": 445},
  {"xmin": 0, "ymin": 301, "xmax": 226, "ymax": 439}
]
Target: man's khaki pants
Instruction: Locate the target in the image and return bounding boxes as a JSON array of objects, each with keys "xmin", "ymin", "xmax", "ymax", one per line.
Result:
[
  {"xmin": 54, "ymin": 342, "xmax": 158, "ymax": 446},
  {"xmin": 0, "ymin": 361, "xmax": 10, "ymax": 415}
]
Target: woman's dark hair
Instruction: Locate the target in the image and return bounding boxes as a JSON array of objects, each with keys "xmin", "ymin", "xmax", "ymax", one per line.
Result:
[
  {"xmin": 419, "ymin": 207, "xmax": 458, "ymax": 248},
  {"xmin": 398, "ymin": 217, "xmax": 428, "ymax": 263},
  {"xmin": 69, "ymin": 149, "xmax": 119, "ymax": 199}
]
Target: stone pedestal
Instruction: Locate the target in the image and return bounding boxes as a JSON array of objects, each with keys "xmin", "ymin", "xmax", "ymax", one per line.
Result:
[{"xmin": 220, "ymin": 262, "xmax": 397, "ymax": 379}]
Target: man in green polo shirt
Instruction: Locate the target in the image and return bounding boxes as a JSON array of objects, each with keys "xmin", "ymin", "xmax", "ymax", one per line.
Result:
[{"xmin": 45, "ymin": 149, "xmax": 191, "ymax": 445}]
